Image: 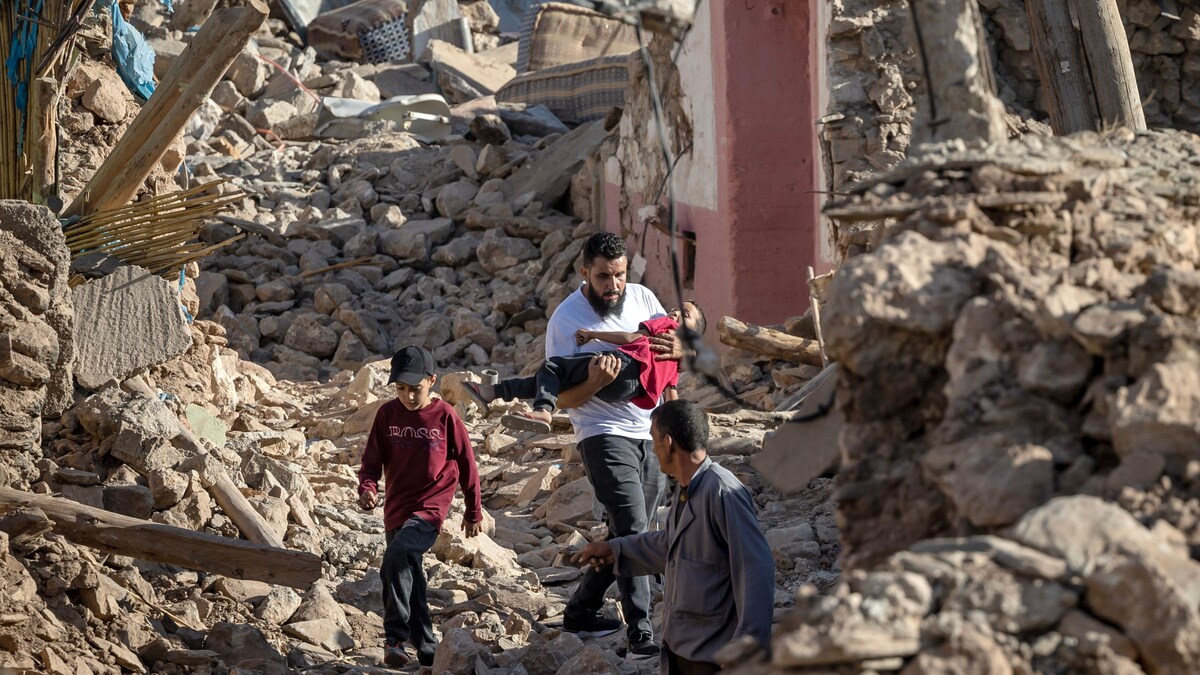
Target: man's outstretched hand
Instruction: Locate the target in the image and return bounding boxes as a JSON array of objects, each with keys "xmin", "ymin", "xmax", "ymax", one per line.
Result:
[
  {"xmin": 463, "ymin": 519, "xmax": 483, "ymax": 538},
  {"xmin": 571, "ymin": 541, "xmax": 614, "ymax": 569},
  {"xmin": 358, "ymin": 490, "xmax": 377, "ymax": 511},
  {"xmin": 650, "ymin": 330, "xmax": 687, "ymax": 362}
]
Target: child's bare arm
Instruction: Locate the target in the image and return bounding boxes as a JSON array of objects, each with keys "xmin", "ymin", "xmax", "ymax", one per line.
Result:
[
  {"xmin": 664, "ymin": 387, "xmax": 679, "ymax": 402},
  {"xmin": 575, "ymin": 328, "xmax": 649, "ymax": 346}
]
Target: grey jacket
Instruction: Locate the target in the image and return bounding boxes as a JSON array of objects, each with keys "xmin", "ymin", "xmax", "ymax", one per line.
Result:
[{"xmin": 609, "ymin": 458, "xmax": 775, "ymax": 664}]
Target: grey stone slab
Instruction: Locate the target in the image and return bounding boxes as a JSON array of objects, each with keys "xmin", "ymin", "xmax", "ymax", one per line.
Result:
[
  {"xmin": 501, "ymin": 121, "xmax": 608, "ymax": 205},
  {"xmin": 72, "ymin": 265, "xmax": 193, "ymax": 389}
]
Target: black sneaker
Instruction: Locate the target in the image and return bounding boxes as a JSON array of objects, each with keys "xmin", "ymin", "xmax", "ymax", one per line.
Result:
[
  {"xmin": 627, "ymin": 632, "xmax": 660, "ymax": 660},
  {"xmin": 383, "ymin": 638, "xmax": 409, "ymax": 668},
  {"xmin": 417, "ymin": 646, "xmax": 436, "ymax": 668},
  {"xmin": 562, "ymin": 612, "xmax": 623, "ymax": 638}
]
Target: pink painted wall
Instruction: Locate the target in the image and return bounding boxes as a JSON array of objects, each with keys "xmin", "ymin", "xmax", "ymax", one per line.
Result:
[
  {"xmin": 708, "ymin": 0, "xmax": 827, "ymax": 325},
  {"xmin": 606, "ymin": 0, "xmax": 827, "ymax": 330}
]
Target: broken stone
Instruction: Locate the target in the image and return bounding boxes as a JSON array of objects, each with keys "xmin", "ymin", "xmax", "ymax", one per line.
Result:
[
  {"xmin": 470, "ymin": 114, "xmax": 511, "ymax": 145},
  {"xmin": 81, "ymin": 74, "xmax": 129, "ymax": 124},
  {"xmin": 282, "ymin": 619, "xmax": 355, "ymax": 652},
  {"xmin": 284, "ymin": 316, "xmax": 339, "ymax": 359},
  {"xmin": 537, "ymin": 478, "xmax": 594, "ymax": 527},
  {"xmin": 256, "ymin": 586, "xmax": 303, "ymax": 625},
  {"xmin": 72, "ymin": 266, "xmax": 193, "ymax": 390},
  {"xmin": 427, "ymin": 40, "xmax": 515, "ymax": 96},
  {"xmin": 502, "ymin": 121, "xmax": 608, "ymax": 206},
  {"xmin": 432, "ymin": 627, "xmax": 488, "ymax": 675}
]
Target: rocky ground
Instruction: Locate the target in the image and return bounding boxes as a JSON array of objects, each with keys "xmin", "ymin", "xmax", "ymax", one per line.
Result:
[{"xmin": 0, "ymin": 1, "xmax": 834, "ymax": 673}]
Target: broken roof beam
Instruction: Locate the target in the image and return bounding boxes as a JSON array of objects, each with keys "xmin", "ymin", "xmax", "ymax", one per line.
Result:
[
  {"xmin": 718, "ymin": 316, "xmax": 825, "ymax": 367},
  {"xmin": 64, "ymin": 0, "xmax": 268, "ymax": 218},
  {"xmin": 0, "ymin": 486, "xmax": 321, "ymax": 589}
]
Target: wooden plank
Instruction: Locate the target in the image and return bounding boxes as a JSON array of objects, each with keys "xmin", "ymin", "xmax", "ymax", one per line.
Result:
[
  {"xmin": 1073, "ymin": 0, "xmax": 1146, "ymax": 131},
  {"xmin": 65, "ymin": 0, "xmax": 268, "ymax": 217},
  {"xmin": 0, "ymin": 486, "xmax": 321, "ymax": 588},
  {"xmin": 717, "ymin": 317, "xmax": 824, "ymax": 366},
  {"xmin": 1025, "ymin": 0, "xmax": 1099, "ymax": 134}
]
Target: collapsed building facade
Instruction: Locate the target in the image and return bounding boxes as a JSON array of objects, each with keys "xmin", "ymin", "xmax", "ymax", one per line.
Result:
[{"xmin": 1, "ymin": 0, "xmax": 1199, "ymax": 673}]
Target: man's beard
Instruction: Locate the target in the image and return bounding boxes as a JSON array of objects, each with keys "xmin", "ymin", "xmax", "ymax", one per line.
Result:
[{"xmin": 585, "ymin": 283, "xmax": 626, "ymax": 318}]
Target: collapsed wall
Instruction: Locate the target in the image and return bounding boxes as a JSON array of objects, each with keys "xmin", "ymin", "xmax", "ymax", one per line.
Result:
[
  {"xmin": 823, "ymin": 0, "xmax": 1200, "ymax": 199},
  {"xmin": 0, "ymin": 202, "xmax": 74, "ymax": 488},
  {"xmin": 762, "ymin": 128, "xmax": 1200, "ymax": 673}
]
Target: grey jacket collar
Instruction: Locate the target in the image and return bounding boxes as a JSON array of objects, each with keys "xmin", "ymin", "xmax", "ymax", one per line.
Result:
[{"xmin": 670, "ymin": 457, "xmax": 713, "ymax": 551}]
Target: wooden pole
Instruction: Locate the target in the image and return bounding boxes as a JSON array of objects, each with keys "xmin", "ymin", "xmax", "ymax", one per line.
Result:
[
  {"xmin": 64, "ymin": 0, "xmax": 268, "ymax": 217},
  {"xmin": 717, "ymin": 316, "xmax": 825, "ymax": 367},
  {"xmin": 1026, "ymin": 0, "xmax": 1098, "ymax": 134},
  {"xmin": 30, "ymin": 76, "xmax": 59, "ymax": 203},
  {"xmin": 0, "ymin": 486, "xmax": 321, "ymax": 588},
  {"xmin": 806, "ymin": 267, "xmax": 829, "ymax": 368},
  {"xmin": 1072, "ymin": 0, "xmax": 1146, "ymax": 131}
]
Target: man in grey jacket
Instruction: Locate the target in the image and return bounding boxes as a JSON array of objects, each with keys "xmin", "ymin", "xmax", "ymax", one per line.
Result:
[{"xmin": 572, "ymin": 400, "xmax": 775, "ymax": 674}]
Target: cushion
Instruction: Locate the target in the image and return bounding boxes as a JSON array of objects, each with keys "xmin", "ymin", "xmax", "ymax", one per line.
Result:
[
  {"xmin": 308, "ymin": 0, "xmax": 410, "ymax": 63},
  {"xmin": 496, "ymin": 53, "xmax": 632, "ymax": 124},
  {"xmin": 516, "ymin": 2, "xmax": 640, "ymax": 73}
]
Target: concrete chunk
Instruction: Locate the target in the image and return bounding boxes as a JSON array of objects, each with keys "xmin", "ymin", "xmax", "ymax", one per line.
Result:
[
  {"xmin": 72, "ymin": 265, "xmax": 193, "ymax": 389},
  {"xmin": 427, "ymin": 40, "xmax": 516, "ymax": 97},
  {"xmin": 502, "ymin": 121, "xmax": 608, "ymax": 206}
]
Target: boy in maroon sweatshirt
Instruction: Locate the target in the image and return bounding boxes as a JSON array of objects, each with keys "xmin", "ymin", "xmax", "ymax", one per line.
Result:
[{"xmin": 358, "ymin": 345, "xmax": 484, "ymax": 668}]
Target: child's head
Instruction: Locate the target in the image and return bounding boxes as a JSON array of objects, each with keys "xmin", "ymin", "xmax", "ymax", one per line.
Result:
[
  {"xmin": 667, "ymin": 300, "xmax": 707, "ymax": 336},
  {"xmin": 388, "ymin": 345, "xmax": 438, "ymax": 410}
]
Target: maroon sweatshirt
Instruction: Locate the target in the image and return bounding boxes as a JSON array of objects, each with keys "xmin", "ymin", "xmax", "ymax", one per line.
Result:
[{"xmin": 357, "ymin": 398, "xmax": 483, "ymax": 532}]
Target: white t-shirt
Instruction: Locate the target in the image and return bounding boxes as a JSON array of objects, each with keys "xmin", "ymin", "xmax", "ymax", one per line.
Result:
[{"xmin": 546, "ymin": 282, "xmax": 667, "ymax": 442}]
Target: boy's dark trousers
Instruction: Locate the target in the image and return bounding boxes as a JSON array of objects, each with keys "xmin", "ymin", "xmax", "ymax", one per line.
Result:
[
  {"xmin": 382, "ymin": 516, "xmax": 439, "ymax": 658},
  {"xmin": 496, "ymin": 351, "xmax": 642, "ymax": 411}
]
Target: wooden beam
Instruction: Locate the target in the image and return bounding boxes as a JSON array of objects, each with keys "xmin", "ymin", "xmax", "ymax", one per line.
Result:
[
  {"xmin": 717, "ymin": 317, "xmax": 825, "ymax": 366},
  {"xmin": 1073, "ymin": 0, "xmax": 1146, "ymax": 131},
  {"xmin": 208, "ymin": 471, "xmax": 286, "ymax": 549},
  {"xmin": 1026, "ymin": 0, "xmax": 1099, "ymax": 134},
  {"xmin": 64, "ymin": 0, "xmax": 268, "ymax": 217},
  {"xmin": 0, "ymin": 486, "xmax": 320, "ymax": 589}
]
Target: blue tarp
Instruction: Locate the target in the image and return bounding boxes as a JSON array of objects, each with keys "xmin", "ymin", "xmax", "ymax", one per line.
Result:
[
  {"xmin": 5, "ymin": 0, "xmax": 45, "ymax": 154},
  {"xmin": 106, "ymin": 0, "xmax": 156, "ymax": 100}
]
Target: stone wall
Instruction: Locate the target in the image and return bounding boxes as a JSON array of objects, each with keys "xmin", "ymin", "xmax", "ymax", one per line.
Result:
[
  {"xmin": 823, "ymin": 0, "xmax": 1200, "ymax": 198},
  {"xmin": 0, "ymin": 201, "xmax": 74, "ymax": 487}
]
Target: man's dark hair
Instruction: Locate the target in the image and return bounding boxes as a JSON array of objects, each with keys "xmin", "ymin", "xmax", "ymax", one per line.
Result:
[
  {"xmin": 684, "ymin": 299, "xmax": 708, "ymax": 336},
  {"xmin": 583, "ymin": 232, "xmax": 628, "ymax": 267},
  {"xmin": 651, "ymin": 400, "xmax": 709, "ymax": 453}
]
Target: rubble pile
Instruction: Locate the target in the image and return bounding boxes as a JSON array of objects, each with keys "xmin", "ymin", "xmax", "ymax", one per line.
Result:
[
  {"xmin": 0, "ymin": 3, "xmax": 836, "ymax": 672},
  {"xmin": 758, "ymin": 128, "xmax": 1200, "ymax": 673}
]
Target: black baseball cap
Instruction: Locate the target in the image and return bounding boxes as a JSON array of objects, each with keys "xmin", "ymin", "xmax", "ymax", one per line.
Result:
[{"xmin": 388, "ymin": 346, "xmax": 436, "ymax": 385}]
